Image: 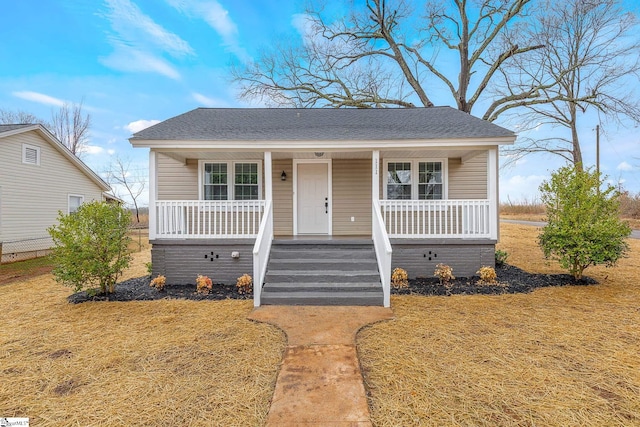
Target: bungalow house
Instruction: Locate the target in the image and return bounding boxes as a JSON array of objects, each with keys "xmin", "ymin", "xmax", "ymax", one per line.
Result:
[
  {"xmin": 130, "ymin": 107, "xmax": 516, "ymax": 307},
  {"xmin": 0, "ymin": 124, "xmax": 111, "ymax": 263}
]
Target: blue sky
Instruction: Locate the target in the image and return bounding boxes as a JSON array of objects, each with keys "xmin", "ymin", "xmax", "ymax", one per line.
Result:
[{"xmin": 1, "ymin": 0, "xmax": 639, "ymax": 206}]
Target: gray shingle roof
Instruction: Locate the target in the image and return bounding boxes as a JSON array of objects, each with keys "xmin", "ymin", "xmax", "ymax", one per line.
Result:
[
  {"xmin": 0, "ymin": 124, "xmax": 35, "ymax": 134},
  {"xmin": 131, "ymin": 107, "xmax": 514, "ymax": 141}
]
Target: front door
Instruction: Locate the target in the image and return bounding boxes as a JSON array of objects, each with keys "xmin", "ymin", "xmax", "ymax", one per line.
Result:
[{"xmin": 296, "ymin": 162, "xmax": 330, "ymax": 234}]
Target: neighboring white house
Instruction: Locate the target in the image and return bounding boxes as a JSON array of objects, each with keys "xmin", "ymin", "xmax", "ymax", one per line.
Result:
[
  {"xmin": 0, "ymin": 124, "xmax": 111, "ymax": 263},
  {"xmin": 130, "ymin": 107, "xmax": 516, "ymax": 307}
]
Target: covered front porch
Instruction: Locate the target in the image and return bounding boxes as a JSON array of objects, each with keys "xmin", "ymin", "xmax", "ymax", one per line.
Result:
[{"xmin": 148, "ymin": 147, "xmax": 499, "ymax": 307}]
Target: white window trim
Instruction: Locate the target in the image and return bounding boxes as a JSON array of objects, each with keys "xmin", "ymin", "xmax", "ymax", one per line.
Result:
[
  {"xmin": 198, "ymin": 160, "xmax": 263, "ymax": 201},
  {"xmin": 383, "ymin": 158, "xmax": 448, "ymax": 200},
  {"xmin": 68, "ymin": 194, "xmax": 84, "ymax": 214},
  {"xmin": 22, "ymin": 144, "xmax": 40, "ymax": 165}
]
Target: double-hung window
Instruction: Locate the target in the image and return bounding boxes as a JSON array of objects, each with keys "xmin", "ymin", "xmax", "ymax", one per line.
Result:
[
  {"xmin": 384, "ymin": 159, "xmax": 446, "ymax": 200},
  {"xmin": 201, "ymin": 161, "xmax": 261, "ymax": 200},
  {"xmin": 68, "ymin": 195, "xmax": 84, "ymax": 214}
]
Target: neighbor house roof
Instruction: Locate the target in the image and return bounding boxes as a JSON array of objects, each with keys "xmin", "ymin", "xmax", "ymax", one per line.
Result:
[
  {"xmin": 130, "ymin": 107, "xmax": 515, "ymax": 143},
  {"xmin": 0, "ymin": 124, "xmax": 110, "ymax": 191}
]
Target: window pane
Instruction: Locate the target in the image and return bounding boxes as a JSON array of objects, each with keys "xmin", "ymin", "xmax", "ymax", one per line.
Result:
[
  {"xmin": 234, "ymin": 162, "xmax": 259, "ymax": 200},
  {"xmin": 69, "ymin": 196, "xmax": 83, "ymax": 213},
  {"xmin": 419, "ymin": 162, "xmax": 442, "ymax": 184},
  {"xmin": 387, "ymin": 162, "xmax": 412, "ymax": 200},
  {"xmin": 204, "ymin": 163, "xmax": 228, "ymax": 200},
  {"xmin": 205, "ymin": 163, "xmax": 227, "ymax": 185}
]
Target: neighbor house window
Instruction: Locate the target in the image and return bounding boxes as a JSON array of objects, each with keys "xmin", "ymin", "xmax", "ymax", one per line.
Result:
[
  {"xmin": 200, "ymin": 161, "xmax": 261, "ymax": 200},
  {"xmin": 385, "ymin": 159, "xmax": 446, "ymax": 200},
  {"xmin": 22, "ymin": 144, "xmax": 40, "ymax": 165},
  {"xmin": 68, "ymin": 195, "xmax": 84, "ymax": 214}
]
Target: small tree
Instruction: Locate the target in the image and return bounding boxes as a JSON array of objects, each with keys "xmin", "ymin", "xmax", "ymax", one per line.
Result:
[
  {"xmin": 48, "ymin": 201, "xmax": 132, "ymax": 294},
  {"xmin": 538, "ymin": 165, "xmax": 631, "ymax": 279}
]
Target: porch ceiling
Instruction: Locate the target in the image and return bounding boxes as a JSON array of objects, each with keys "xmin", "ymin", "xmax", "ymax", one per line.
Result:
[{"xmin": 157, "ymin": 147, "xmax": 488, "ymax": 161}]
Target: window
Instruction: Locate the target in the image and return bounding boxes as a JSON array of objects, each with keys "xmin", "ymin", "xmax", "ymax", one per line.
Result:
[
  {"xmin": 68, "ymin": 195, "xmax": 84, "ymax": 214},
  {"xmin": 418, "ymin": 162, "xmax": 443, "ymax": 200},
  {"xmin": 387, "ymin": 162, "xmax": 412, "ymax": 199},
  {"xmin": 200, "ymin": 161, "xmax": 261, "ymax": 200},
  {"xmin": 385, "ymin": 159, "xmax": 446, "ymax": 200},
  {"xmin": 22, "ymin": 144, "xmax": 40, "ymax": 165},
  {"xmin": 203, "ymin": 163, "xmax": 228, "ymax": 200}
]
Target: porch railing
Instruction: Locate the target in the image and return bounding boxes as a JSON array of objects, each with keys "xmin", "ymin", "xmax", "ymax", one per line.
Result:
[
  {"xmin": 372, "ymin": 199, "xmax": 392, "ymax": 308},
  {"xmin": 252, "ymin": 200, "xmax": 273, "ymax": 307},
  {"xmin": 379, "ymin": 199, "xmax": 491, "ymax": 238},
  {"xmin": 155, "ymin": 200, "xmax": 266, "ymax": 238}
]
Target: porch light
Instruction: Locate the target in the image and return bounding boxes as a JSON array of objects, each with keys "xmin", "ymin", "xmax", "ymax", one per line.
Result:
[
  {"xmin": 314, "ymin": 152, "xmax": 325, "ymax": 158},
  {"xmin": 281, "ymin": 170, "xmax": 287, "ymax": 181}
]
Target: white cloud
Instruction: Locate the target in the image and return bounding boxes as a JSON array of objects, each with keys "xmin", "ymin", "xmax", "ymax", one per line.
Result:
[
  {"xmin": 107, "ymin": 149, "xmax": 116, "ymax": 155},
  {"xmin": 100, "ymin": 46, "xmax": 181, "ymax": 80},
  {"xmin": 167, "ymin": 0, "xmax": 250, "ymax": 63},
  {"xmin": 192, "ymin": 92, "xmax": 228, "ymax": 107},
  {"xmin": 617, "ymin": 161, "xmax": 633, "ymax": 171},
  {"xmin": 84, "ymin": 145, "xmax": 105, "ymax": 155},
  {"xmin": 104, "ymin": 0, "xmax": 194, "ymax": 57},
  {"xmin": 125, "ymin": 119, "xmax": 161, "ymax": 134},
  {"xmin": 100, "ymin": 0, "xmax": 194, "ymax": 78},
  {"xmin": 13, "ymin": 91, "xmax": 66, "ymax": 107}
]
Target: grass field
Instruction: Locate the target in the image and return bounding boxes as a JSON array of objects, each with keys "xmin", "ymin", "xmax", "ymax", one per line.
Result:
[
  {"xmin": 0, "ymin": 250, "xmax": 286, "ymax": 426},
  {"xmin": 358, "ymin": 223, "xmax": 640, "ymax": 426},
  {"xmin": 1, "ymin": 222, "xmax": 638, "ymax": 425}
]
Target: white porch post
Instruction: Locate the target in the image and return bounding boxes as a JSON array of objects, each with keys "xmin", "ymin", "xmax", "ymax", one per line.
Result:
[
  {"xmin": 148, "ymin": 149, "xmax": 157, "ymax": 240},
  {"xmin": 372, "ymin": 150, "xmax": 380, "ymax": 202},
  {"xmin": 488, "ymin": 148, "xmax": 498, "ymax": 240},
  {"xmin": 264, "ymin": 151, "xmax": 272, "ymax": 202}
]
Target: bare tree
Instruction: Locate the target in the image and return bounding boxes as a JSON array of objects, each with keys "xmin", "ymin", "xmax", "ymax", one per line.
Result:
[
  {"xmin": 106, "ymin": 157, "xmax": 147, "ymax": 224},
  {"xmin": 0, "ymin": 109, "xmax": 45, "ymax": 125},
  {"xmin": 50, "ymin": 101, "xmax": 91, "ymax": 156},
  {"xmin": 494, "ymin": 0, "xmax": 640, "ymax": 166},
  {"xmin": 232, "ymin": 0, "xmax": 543, "ymax": 115}
]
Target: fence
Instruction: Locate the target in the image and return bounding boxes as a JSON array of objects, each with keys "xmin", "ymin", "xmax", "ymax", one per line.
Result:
[{"xmin": 1, "ymin": 236, "xmax": 54, "ymax": 264}]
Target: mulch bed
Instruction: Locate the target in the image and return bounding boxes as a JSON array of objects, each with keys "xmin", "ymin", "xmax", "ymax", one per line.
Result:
[
  {"xmin": 68, "ymin": 263, "xmax": 597, "ymax": 303},
  {"xmin": 68, "ymin": 279, "xmax": 252, "ymax": 303},
  {"xmin": 393, "ymin": 263, "xmax": 597, "ymax": 296}
]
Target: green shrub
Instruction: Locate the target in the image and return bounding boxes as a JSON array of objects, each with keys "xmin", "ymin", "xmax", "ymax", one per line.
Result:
[
  {"xmin": 48, "ymin": 201, "xmax": 132, "ymax": 294},
  {"xmin": 538, "ymin": 165, "xmax": 631, "ymax": 279},
  {"xmin": 495, "ymin": 249, "xmax": 509, "ymax": 267}
]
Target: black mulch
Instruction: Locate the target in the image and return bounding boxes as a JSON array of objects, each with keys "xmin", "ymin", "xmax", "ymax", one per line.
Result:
[
  {"xmin": 68, "ymin": 279, "xmax": 252, "ymax": 304},
  {"xmin": 393, "ymin": 264, "xmax": 597, "ymax": 296},
  {"xmin": 68, "ymin": 264, "xmax": 597, "ymax": 304}
]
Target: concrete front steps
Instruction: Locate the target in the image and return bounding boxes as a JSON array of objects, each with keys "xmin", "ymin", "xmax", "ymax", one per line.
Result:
[{"xmin": 261, "ymin": 239, "xmax": 383, "ymax": 306}]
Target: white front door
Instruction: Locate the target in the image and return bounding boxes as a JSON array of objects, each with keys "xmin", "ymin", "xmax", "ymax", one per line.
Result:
[{"xmin": 296, "ymin": 162, "xmax": 330, "ymax": 234}]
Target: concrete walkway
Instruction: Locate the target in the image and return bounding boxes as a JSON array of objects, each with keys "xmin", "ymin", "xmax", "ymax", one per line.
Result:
[{"xmin": 248, "ymin": 306, "xmax": 394, "ymax": 426}]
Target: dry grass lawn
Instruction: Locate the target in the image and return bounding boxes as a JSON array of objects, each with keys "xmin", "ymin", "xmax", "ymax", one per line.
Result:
[
  {"xmin": 0, "ymin": 250, "xmax": 286, "ymax": 426},
  {"xmin": 358, "ymin": 222, "xmax": 640, "ymax": 426}
]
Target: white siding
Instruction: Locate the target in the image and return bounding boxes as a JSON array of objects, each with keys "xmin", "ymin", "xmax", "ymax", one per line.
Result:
[{"xmin": 0, "ymin": 130, "xmax": 105, "ymax": 247}]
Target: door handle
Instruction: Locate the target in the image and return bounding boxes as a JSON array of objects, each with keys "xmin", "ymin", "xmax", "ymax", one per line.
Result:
[{"xmin": 325, "ymin": 197, "xmax": 328, "ymax": 214}]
